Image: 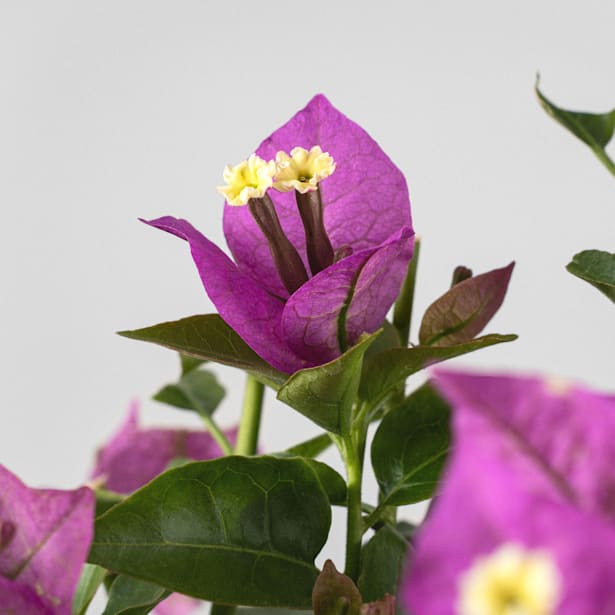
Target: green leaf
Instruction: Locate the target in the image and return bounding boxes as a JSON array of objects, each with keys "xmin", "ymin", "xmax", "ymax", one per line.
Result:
[
  {"xmin": 277, "ymin": 331, "xmax": 381, "ymax": 435},
  {"xmin": 306, "ymin": 459, "xmax": 347, "ymax": 506},
  {"xmin": 95, "ymin": 488, "xmax": 124, "ymax": 518},
  {"xmin": 358, "ymin": 525, "xmax": 409, "ymax": 605},
  {"xmin": 566, "ymin": 249, "xmax": 615, "ymax": 303},
  {"xmin": 72, "ymin": 564, "xmax": 107, "ymax": 615},
  {"xmin": 372, "ymin": 384, "xmax": 451, "ymax": 506},
  {"xmin": 153, "ymin": 368, "xmax": 225, "ymax": 415},
  {"xmin": 285, "ymin": 433, "xmax": 333, "ymax": 459},
  {"xmin": 536, "ymin": 77, "xmax": 615, "ymax": 177},
  {"xmin": 90, "ymin": 456, "xmax": 333, "ymax": 608},
  {"xmin": 419, "ymin": 262, "xmax": 514, "ymax": 346},
  {"xmin": 180, "ymin": 353, "xmax": 206, "ymax": 375},
  {"xmin": 118, "ymin": 315, "xmax": 288, "ymax": 389},
  {"xmin": 102, "ymin": 575, "xmax": 170, "ymax": 615},
  {"xmin": 359, "ymin": 334, "xmax": 517, "ymax": 408}
]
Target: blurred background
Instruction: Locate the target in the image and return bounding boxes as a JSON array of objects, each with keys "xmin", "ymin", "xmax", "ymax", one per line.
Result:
[{"xmin": 1, "ymin": 1, "xmax": 614, "ymax": 611}]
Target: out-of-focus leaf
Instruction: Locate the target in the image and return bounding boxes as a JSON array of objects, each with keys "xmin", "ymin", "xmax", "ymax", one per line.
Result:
[
  {"xmin": 90, "ymin": 456, "xmax": 333, "ymax": 608},
  {"xmin": 101, "ymin": 575, "xmax": 170, "ymax": 615},
  {"xmin": 313, "ymin": 560, "xmax": 362, "ymax": 615},
  {"xmin": 285, "ymin": 433, "xmax": 333, "ymax": 459},
  {"xmin": 72, "ymin": 564, "xmax": 107, "ymax": 615},
  {"xmin": 567, "ymin": 249, "xmax": 615, "ymax": 303},
  {"xmin": 180, "ymin": 354, "xmax": 206, "ymax": 375},
  {"xmin": 372, "ymin": 384, "xmax": 451, "ymax": 506},
  {"xmin": 153, "ymin": 368, "xmax": 225, "ymax": 415},
  {"xmin": 359, "ymin": 334, "xmax": 517, "ymax": 408},
  {"xmin": 536, "ymin": 77, "xmax": 615, "ymax": 177},
  {"xmin": 419, "ymin": 262, "xmax": 514, "ymax": 346},
  {"xmin": 118, "ymin": 314, "xmax": 288, "ymax": 389},
  {"xmin": 277, "ymin": 331, "xmax": 381, "ymax": 435}
]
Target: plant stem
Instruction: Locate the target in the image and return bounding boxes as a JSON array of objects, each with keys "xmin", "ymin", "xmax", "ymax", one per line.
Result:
[
  {"xmin": 185, "ymin": 392, "xmax": 233, "ymax": 455},
  {"xmin": 235, "ymin": 375, "xmax": 265, "ymax": 455},
  {"xmin": 342, "ymin": 433, "xmax": 364, "ymax": 582},
  {"xmin": 393, "ymin": 237, "xmax": 421, "ymax": 347}
]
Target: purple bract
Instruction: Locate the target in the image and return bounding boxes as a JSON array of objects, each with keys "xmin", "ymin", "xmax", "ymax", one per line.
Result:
[
  {"xmin": 0, "ymin": 465, "xmax": 94, "ymax": 615},
  {"xmin": 403, "ymin": 370, "xmax": 615, "ymax": 615},
  {"xmin": 146, "ymin": 94, "xmax": 414, "ymax": 373}
]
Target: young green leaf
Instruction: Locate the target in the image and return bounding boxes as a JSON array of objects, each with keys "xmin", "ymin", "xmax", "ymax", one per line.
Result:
[
  {"xmin": 153, "ymin": 368, "xmax": 225, "ymax": 415},
  {"xmin": 118, "ymin": 314, "xmax": 288, "ymax": 389},
  {"xmin": 358, "ymin": 525, "xmax": 410, "ymax": 605},
  {"xmin": 359, "ymin": 334, "xmax": 517, "ymax": 408},
  {"xmin": 285, "ymin": 433, "xmax": 333, "ymax": 459},
  {"xmin": 90, "ymin": 456, "xmax": 333, "ymax": 608},
  {"xmin": 180, "ymin": 353, "xmax": 206, "ymax": 375},
  {"xmin": 101, "ymin": 575, "xmax": 170, "ymax": 615},
  {"xmin": 372, "ymin": 384, "xmax": 451, "ymax": 506},
  {"xmin": 419, "ymin": 262, "xmax": 514, "ymax": 346},
  {"xmin": 567, "ymin": 249, "xmax": 615, "ymax": 303},
  {"xmin": 277, "ymin": 331, "xmax": 381, "ymax": 435},
  {"xmin": 536, "ymin": 77, "xmax": 615, "ymax": 178},
  {"xmin": 72, "ymin": 564, "xmax": 107, "ymax": 615}
]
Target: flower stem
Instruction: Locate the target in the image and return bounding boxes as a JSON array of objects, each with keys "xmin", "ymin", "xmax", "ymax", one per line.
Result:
[
  {"xmin": 235, "ymin": 375, "xmax": 265, "ymax": 455},
  {"xmin": 184, "ymin": 391, "xmax": 233, "ymax": 455},
  {"xmin": 393, "ymin": 237, "xmax": 421, "ymax": 347},
  {"xmin": 342, "ymin": 433, "xmax": 364, "ymax": 582}
]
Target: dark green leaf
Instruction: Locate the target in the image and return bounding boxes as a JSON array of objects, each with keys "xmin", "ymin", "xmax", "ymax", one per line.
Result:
[
  {"xmin": 277, "ymin": 331, "xmax": 381, "ymax": 435},
  {"xmin": 358, "ymin": 525, "xmax": 409, "ymax": 605},
  {"xmin": 419, "ymin": 262, "xmax": 514, "ymax": 346},
  {"xmin": 180, "ymin": 353, "xmax": 206, "ymax": 375},
  {"xmin": 285, "ymin": 433, "xmax": 333, "ymax": 459},
  {"xmin": 566, "ymin": 249, "xmax": 615, "ymax": 303},
  {"xmin": 307, "ymin": 459, "xmax": 347, "ymax": 506},
  {"xmin": 72, "ymin": 564, "xmax": 107, "ymax": 615},
  {"xmin": 118, "ymin": 315, "xmax": 288, "ymax": 389},
  {"xmin": 372, "ymin": 385, "xmax": 450, "ymax": 506},
  {"xmin": 153, "ymin": 368, "xmax": 225, "ymax": 415},
  {"xmin": 536, "ymin": 77, "xmax": 615, "ymax": 176},
  {"xmin": 90, "ymin": 456, "xmax": 333, "ymax": 608},
  {"xmin": 102, "ymin": 576, "xmax": 170, "ymax": 615},
  {"xmin": 359, "ymin": 334, "xmax": 517, "ymax": 407}
]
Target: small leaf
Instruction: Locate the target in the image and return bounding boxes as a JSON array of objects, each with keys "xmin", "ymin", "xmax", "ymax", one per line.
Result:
[
  {"xmin": 153, "ymin": 368, "xmax": 225, "ymax": 415},
  {"xmin": 419, "ymin": 262, "xmax": 514, "ymax": 346},
  {"xmin": 567, "ymin": 249, "xmax": 615, "ymax": 303},
  {"xmin": 359, "ymin": 334, "xmax": 517, "ymax": 407},
  {"xmin": 277, "ymin": 331, "xmax": 381, "ymax": 435},
  {"xmin": 90, "ymin": 456, "xmax": 333, "ymax": 608},
  {"xmin": 102, "ymin": 575, "xmax": 170, "ymax": 615},
  {"xmin": 119, "ymin": 314, "xmax": 288, "ymax": 389},
  {"xmin": 312, "ymin": 560, "xmax": 362, "ymax": 615},
  {"xmin": 285, "ymin": 433, "xmax": 333, "ymax": 459},
  {"xmin": 372, "ymin": 384, "xmax": 451, "ymax": 506},
  {"xmin": 72, "ymin": 564, "xmax": 107, "ymax": 615},
  {"xmin": 358, "ymin": 525, "xmax": 409, "ymax": 606},
  {"xmin": 180, "ymin": 353, "xmax": 206, "ymax": 375},
  {"xmin": 451, "ymin": 265, "xmax": 472, "ymax": 286}
]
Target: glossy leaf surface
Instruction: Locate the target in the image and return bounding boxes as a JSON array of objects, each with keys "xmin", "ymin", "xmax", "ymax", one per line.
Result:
[
  {"xmin": 90, "ymin": 456, "xmax": 333, "ymax": 608},
  {"xmin": 567, "ymin": 249, "xmax": 615, "ymax": 303},
  {"xmin": 419, "ymin": 262, "xmax": 514, "ymax": 346},
  {"xmin": 278, "ymin": 332, "xmax": 380, "ymax": 434},
  {"xmin": 119, "ymin": 315, "xmax": 288, "ymax": 389},
  {"xmin": 372, "ymin": 385, "xmax": 451, "ymax": 506},
  {"xmin": 359, "ymin": 334, "xmax": 517, "ymax": 407}
]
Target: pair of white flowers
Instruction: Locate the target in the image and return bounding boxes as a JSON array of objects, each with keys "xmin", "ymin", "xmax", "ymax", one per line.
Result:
[{"xmin": 218, "ymin": 146, "xmax": 336, "ymax": 206}]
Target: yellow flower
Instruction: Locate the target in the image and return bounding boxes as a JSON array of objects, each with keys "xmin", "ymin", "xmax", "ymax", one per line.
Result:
[
  {"xmin": 273, "ymin": 146, "xmax": 336, "ymax": 193},
  {"xmin": 457, "ymin": 543, "xmax": 561, "ymax": 615},
  {"xmin": 217, "ymin": 154, "xmax": 276, "ymax": 206}
]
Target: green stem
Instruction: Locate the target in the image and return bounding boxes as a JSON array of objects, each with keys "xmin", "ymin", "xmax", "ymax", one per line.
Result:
[
  {"xmin": 342, "ymin": 434, "xmax": 364, "ymax": 582},
  {"xmin": 235, "ymin": 375, "xmax": 265, "ymax": 455},
  {"xmin": 591, "ymin": 144, "xmax": 615, "ymax": 179},
  {"xmin": 185, "ymin": 392, "xmax": 233, "ymax": 455},
  {"xmin": 210, "ymin": 604, "xmax": 236, "ymax": 615},
  {"xmin": 392, "ymin": 237, "xmax": 421, "ymax": 347}
]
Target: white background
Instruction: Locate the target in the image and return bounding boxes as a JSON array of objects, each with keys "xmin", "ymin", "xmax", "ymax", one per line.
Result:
[{"xmin": 2, "ymin": 1, "xmax": 614, "ymax": 612}]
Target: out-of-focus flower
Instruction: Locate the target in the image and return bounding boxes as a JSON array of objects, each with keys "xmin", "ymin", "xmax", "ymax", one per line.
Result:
[
  {"xmin": 403, "ymin": 370, "xmax": 615, "ymax": 615},
  {"xmin": 146, "ymin": 94, "xmax": 413, "ymax": 373},
  {"xmin": 0, "ymin": 465, "xmax": 94, "ymax": 615},
  {"xmin": 91, "ymin": 401, "xmax": 237, "ymax": 614}
]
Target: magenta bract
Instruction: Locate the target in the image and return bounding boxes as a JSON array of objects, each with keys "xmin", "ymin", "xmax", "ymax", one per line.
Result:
[
  {"xmin": 403, "ymin": 370, "xmax": 615, "ymax": 615},
  {"xmin": 146, "ymin": 94, "xmax": 414, "ymax": 373},
  {"xmin": 0, "ymin": 465, "xmax": 94, "ymax": 615},
  {"xmin": 91, "ymin": 400, "xmax": 237, "ymax": 494}
]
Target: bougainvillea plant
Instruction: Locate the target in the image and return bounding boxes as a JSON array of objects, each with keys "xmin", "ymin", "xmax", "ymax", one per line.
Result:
[{"xmin": 4, "ymin": 85, "xmax": 613, "ymax": 615}]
